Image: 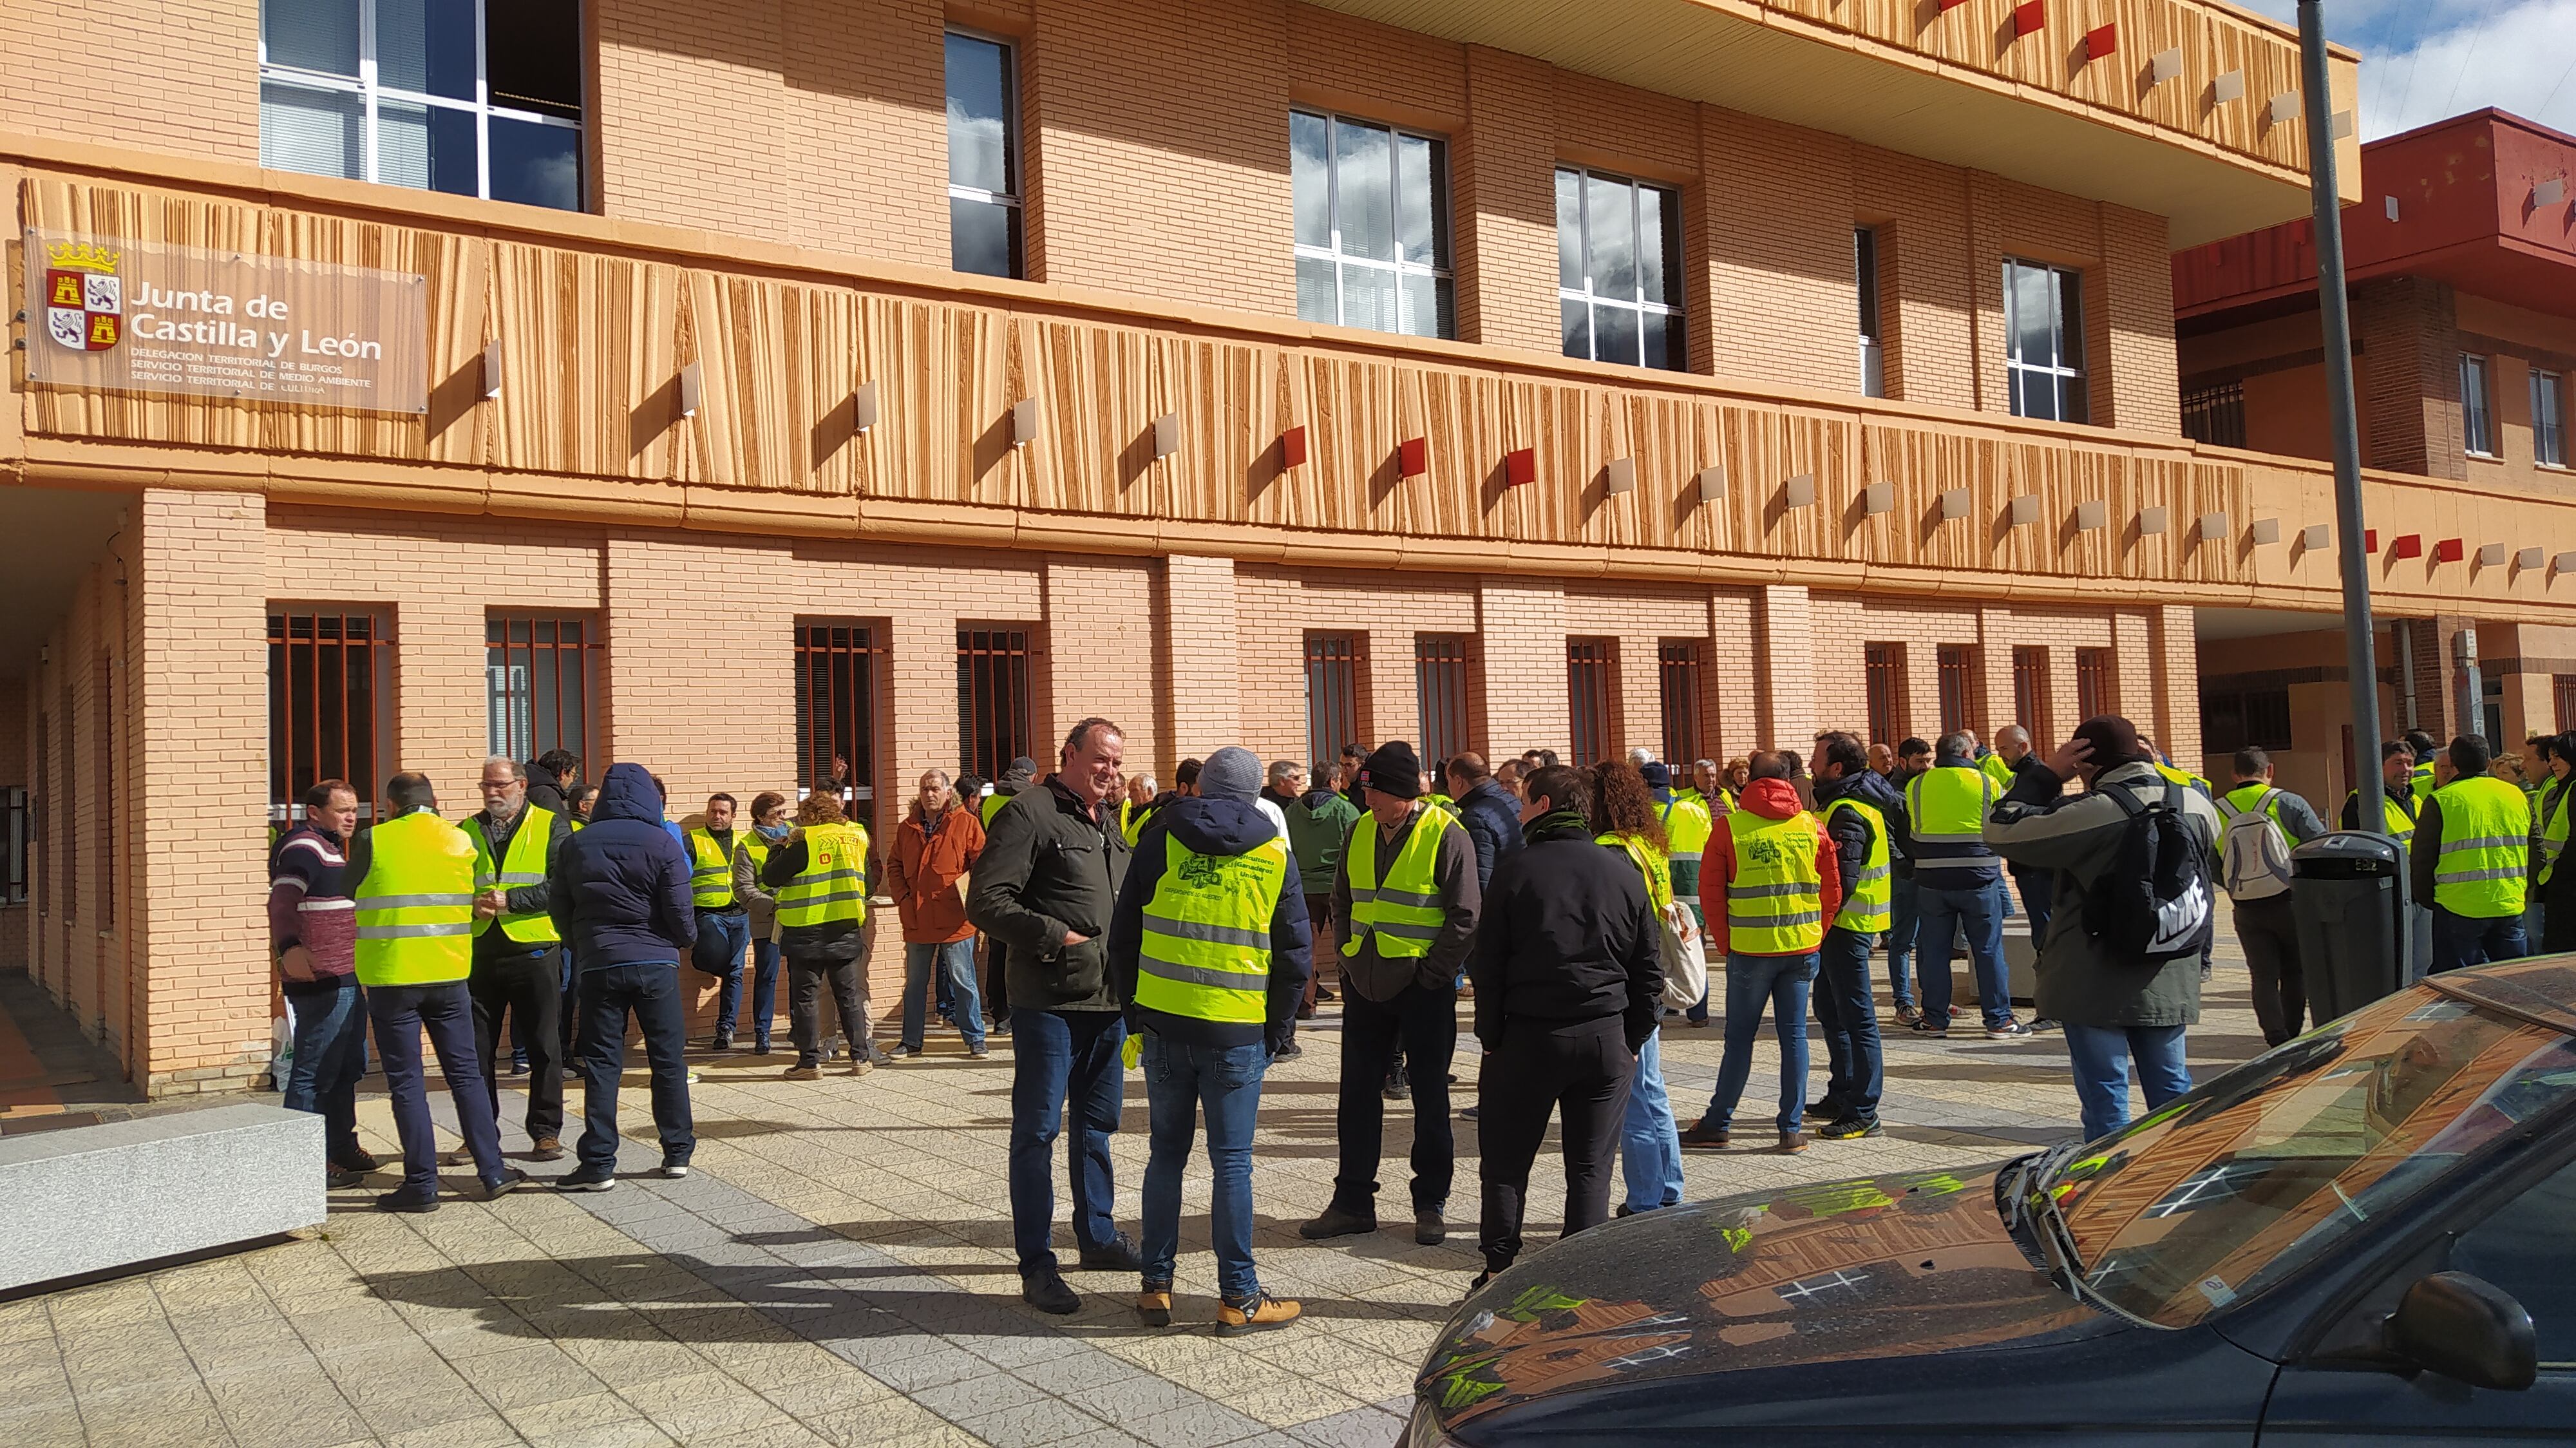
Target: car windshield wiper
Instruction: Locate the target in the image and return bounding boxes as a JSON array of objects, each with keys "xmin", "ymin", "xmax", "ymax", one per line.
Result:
[{"xmin": 2005, "ymin": 1141, "xmax": 2090, "ymax": 1297}]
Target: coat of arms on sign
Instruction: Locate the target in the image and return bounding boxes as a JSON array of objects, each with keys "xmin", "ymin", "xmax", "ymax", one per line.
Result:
[{"xmin": 43, "ymin": 240, "xmax": 122, "ymax": 352}]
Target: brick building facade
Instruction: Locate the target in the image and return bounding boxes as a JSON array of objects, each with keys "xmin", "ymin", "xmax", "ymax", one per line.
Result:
[{"xmin": 6, "ymin": 0, "xmax": 2565, "ymax": 1096}]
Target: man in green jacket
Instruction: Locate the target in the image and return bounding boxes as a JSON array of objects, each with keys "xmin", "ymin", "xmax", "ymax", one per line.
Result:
[{"xmin": 1282, "ymin": 761, "xmax": 1361, "ymax": 1046}]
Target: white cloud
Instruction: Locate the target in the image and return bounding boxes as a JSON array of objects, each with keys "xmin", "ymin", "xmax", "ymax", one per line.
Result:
[{"xmin": 2352, "ymin": 0, "xmax": 2576, "ymax": 138}]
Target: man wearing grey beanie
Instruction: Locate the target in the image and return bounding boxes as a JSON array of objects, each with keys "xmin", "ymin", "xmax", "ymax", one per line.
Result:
[{"xmin": 1108, "ymin": 746, "xmax": 1314, "ymax": 1332}]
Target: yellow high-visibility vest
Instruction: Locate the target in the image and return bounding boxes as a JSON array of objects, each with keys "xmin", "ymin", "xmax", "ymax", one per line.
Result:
[
  {"xmin": 2346, "ymin": 789, "xmax": 2417, "ymax": 847},
  {"xmin": 685, "ymin": 826, "xmax": 739, "ymax": 909},
  {"xmin": 2540, "ymin": 778, "xmax": 2571, "ymax": 888},
  {"xmin": 778, "ymin": 822, "xmax": 871, "ymax": 929},
  {"xmin": 2430, "ymin": 775, "xmax": 2531, "ymax": 919},
  {"xmin": 1657, "ymin": 795, "xmax": 1713, "ymax": 885},
  {"xmin": 1979, "ymin": 754, "xmax": 2014, "ymax": 790},
  {"xmin": 1823, "ymin": 796, "xmax": 1892, "ymax": 935},
  {"xmin": 1595, "ymin": 832, "xmax": 1674, "ymax": 917},
  {"xmin": 1136, "ymin": 835, "xmax": 1286, "ymax": 1025},
  {"xmin": 1904, "ymin": 766, "xmax": 1998, "ymax": 877},
  {"xmin": 980, "ymin": 791, "xmax": 1012, "ymax": 826},
  {"xmin": 1342, "ymin": 805, "xmax": 1458, "ymax": 959},
  {"xmin": 1723, "ymin": 808, "xmax": 1826, "ymax": 955},
  {"xmin": 2410, "ymin": 761, "xmax": 2438, "ymax": 805},
  {"xmin": 463, "ymin": 805, "xmax": 562, "ymax": 945},
  {"xmin": 352, "ymin": 810, "xmax": 479, "ymax": 986}
]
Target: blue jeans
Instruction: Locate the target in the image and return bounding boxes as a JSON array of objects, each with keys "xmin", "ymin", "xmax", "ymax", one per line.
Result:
[
  {"xmin": 1918, "ymin": 879, "xmax": 2012, "ymax": 1029},
  {"xmin": 691, "ymin": 911, "xmax": 752, "ymax": 1040},
  {"xmin": 1009, "ymin": 1007, "xmax": 1128, "ymax": 1276},
  {"xmin": 367, "ymin": 980, "xmax": 504, "ymax": 1196},
  {"xmin": 902, "ymin": 939, "xmax": 986, "ymax": 1051},
  {"xmin": 284, "ymin": 984, "xmax": 369, "ymax": 1166},
  {"xmin": 1705, "ymin": 952, "xmax": 1817, "ymax": 1133},
  {"xmin": 1618, "ymin": 1027, "xmax": 1684, "ymax": 1212},
  {"xmin": 1810, "ymin": 926, "xmax": 1883, "ymax": 1122},
  {"xmin": 1141, "ymin": 1034, "xmax": 1269, "ymax": 1303},
  {"xmin": 1885, "ymin": 873, "xmax": 1919, "ymax": 1010},
  {"xmin": 2062, "ymin": 1022, "xmax": 2192, "ymax": 1141},
  {"xmin": 2431, "ymin": 907, "xmax": 2529, "ymax": 975},
  {"xmin": 573, "ymin": 963, "xmax": 695, "ymax": 1172},
  {"xmin": 746, "ymin": 938, "xmax": 780, "ymax": 1047}
]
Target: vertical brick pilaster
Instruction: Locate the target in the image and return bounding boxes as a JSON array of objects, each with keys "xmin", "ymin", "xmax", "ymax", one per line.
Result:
[
  {"xmin": 1477, "ymin": 578, "xmax": 1568, "ymax": 754},
  {"xmin": 1694, "ymin": 108, "xmax": 1855, "ymax": 386},
  {"xmin": 2113, "ymin": 609, "xmax": 2159, "ymax": 732},
  {"xmin": 1976, "ymin": 606, "xmax": 2014, "ymax": 742},
  {"xmin": 1757, "ymin": 585, "xmax": 1815, "ymax": 747},
  {"xmin": 1455, "ymin": 46, "xmax": 1560, "ymax": 354},
  {"xmin": 2099, "ymin": 203, "xmax": 2180, "ymax": 433},
  {"xmin": 1618, "ymin": 634, "xmax": 1662, "ymax": 759},
  {"xmin": 1707, "ymin": 590, "xmax": 1759, "ymax": 759},
  {"xmin": 1162, "ymin": 555, "xmax": 1241, "ymax": 763},
  {"xmin": 2353, "ymin": 277, "xmax": 2467, "ymax": 479},
  {"xmin": 603, "ymin": 535, "xmax": 798, "ymax": 810},
  {"xmin": 2149, "ymin": 604, "xmax": 2203, "ymax": 770},
  {"xmin": 1041, "ymin": 557, "xmax": 1161, "ymax": 777}
]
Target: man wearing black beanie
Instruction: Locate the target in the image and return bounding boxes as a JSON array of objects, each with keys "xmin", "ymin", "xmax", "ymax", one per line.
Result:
[{"xmin": 1300, "ymin": 740, "xmax": 1483, "ymax": 1248}]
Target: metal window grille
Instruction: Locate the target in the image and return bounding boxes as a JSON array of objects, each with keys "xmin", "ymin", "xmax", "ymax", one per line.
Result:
[
  {"xmin": 795, "ymin": 624, "xmax": 880, "ymax": 800},
  {"xmin": 1415, "ymin": 634, "xmax": 1470, "ymax": 764},
  {"xmin": 486, "ymin": 614, "xmax": 597, "ymax": 770},
  {"xmin": 1937, "ymin": 645, "xmax": 1976, "ymax": 736},
  {"xmin": 258, "ymin": 0, "xmax": 585, "ymax": 211},
  {"xmin": 1864, "ymin": 642, "xmax": 1908, "ymax": 745},
  {"xmin": 95, "ymin": 654, "xmax": 114, "ymax": 926},
  {"xmin": 1856, "ymin": 226, "xmax": 1884, "ymax": 398},
  {"xmin": 2076, "ymin": 647, "xmax": 2117, "ymax": 724},
  {"xmin": 955, "ymin": 627, "xmax": 1034, "ymax": 784},
  {"xmin": 1305, "ymin": 634, "xmax": 1361, "ymax": 768},
  {"xmin": 2011, "ymin": 646, "xmax": 2051, "ymax": 747},
  {"xmin": 269, "ymin": 611, "xmax": 395, "ymax": 828},
  {"xmin": 3, "ymin": 786, "xmax": 27, "ymax": 908},
  {"xmin": 2181, "ymin": 382, "xmax": 2247, "ymax": 449},
  {"xmin": 1658, "ymin": 642, "xmax": 1704, "ymax": 765},
  {"xmin": 2003, "ymin": 258, "xmax": 2086, "ymax": 424},
  {"xmin": 1557, "ymin": 167, "xmax": 1686, "ymax": 372},
  {"xmin": 1292, "ymin": 110, "xmax": 1455, "ymax": 339},
  {"xmin": 2461, "ymin": 354, "xmax": 2495, "ymax": 457},
  {"xmin": 1567, "ymin": 639, "xmax": 1615, "ymax": 765},
  {"xmin": 2199, "ymin": 685, "xmax": 2293, "ymax": 752},
  {"xmin": 2557, "ymin": 674, "xmax": 2576, "ymax": 731},
  {"xmin": 945, "ymin": 31, "xmax": 1023, "ymax": 279}
]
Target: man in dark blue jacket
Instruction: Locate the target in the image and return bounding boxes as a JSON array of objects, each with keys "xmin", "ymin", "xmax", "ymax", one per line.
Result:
[
  {"xmin": 547, "ymin": 763, "xmax": 698, "ymax": 1190},
  {"xmin": 1444, "ymin": 753, "xmax": 1521, "ymax": 891}
]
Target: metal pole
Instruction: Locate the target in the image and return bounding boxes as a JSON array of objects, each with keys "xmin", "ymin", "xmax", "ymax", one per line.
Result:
[{"xmin": 2300, "ymin": 0, "xmax": 2386, "ymax": 835}]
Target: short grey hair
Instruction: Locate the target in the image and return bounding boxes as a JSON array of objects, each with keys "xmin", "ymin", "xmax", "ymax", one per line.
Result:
[
  {"xmin": 1626, "ymin": 746, "xmax": 1658, "ymax": 767},
  {"xmin": 1268, "ymin": 759, "xmax": 1303, "ymax": 785},
  {"xmin": 1936, "ymin": 732, "xmax": 1975, "ymax": 759},
  {"xmin": 481, "ymin": 755, "xmax": 526, "ymax": 781}
]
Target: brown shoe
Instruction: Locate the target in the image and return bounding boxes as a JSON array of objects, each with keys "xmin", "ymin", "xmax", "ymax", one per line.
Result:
[
  {"xmin": 1778, "ymin": 1130, "xmax": 1810, "ymax": 1154},
  {"xmin": 784, "ymin": 1063, "xmax": 824, "ymax": 1081},
  {"xmin": 527, "ymin": 1137, "xmax": 565, "ymax": 1162},
  {"xmin": 1217, "ymin": 1294, "xmax": 1300, "ymax": 1335},
  {"xmin": 437, "ymin": 1149, "xmax": 472, "ymax": 1168},
  {"xmin": 1137, "ymin": 1288, "xmax": 1173, "ymax": 1328},
  {"xmin": 848, "ymin": 1058, "xmax": 875, "ymax": 1078}
]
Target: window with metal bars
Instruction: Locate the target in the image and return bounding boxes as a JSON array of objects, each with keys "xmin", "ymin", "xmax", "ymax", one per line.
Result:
[
  {"xmin": 1567, "ymin": 639, "xmax": 1615, "ymax": 765},
  {"xmin": 2011, "ymin": 646, "xmax": 2051, "ymax": 746},
  {"xmin": 1864, "ymin": 642, "xmax": 1908, "ymax": 745},
  {"xmin": 2557, "ymin": 674, "xmax": 2576, "ymax": 730},
  {"xmin": 1658, "ymin": 642, "xmax": 1703, "ymax": 766},
  {"xmin": 95, "ymin": 654, "xmax": 115, "ymax": 926},
  {"xmin": 3, "ymin": 786, "xmax": 26, "ymax": 908},
  {"xmin": 1936, "ymin": 644, "xmax": 1976, "ymax": 736},
  {"xmin": 2181, "ymin": 381, "xmax": 2246, "ymax": 449},
  {"xmin": 269, "ymin": 611, "xmax": 395, "ymax": 827},
  {"xmin": 486, "ymin": 614, "xmax": 597, "ymax": 770},
  {"xmin": 1305, "ymin": 634, "xmax": 1361, "ymax": 768},
  {"xmin": 957, "ymin": 627, "xmax": 1034, "ymax": 785},
  {"xmin": 1415, "ymin": 634, "xmax": 1470, "ymax": 765},
  {"xmin": 2076, "ymin": 647, "xmax": 2117, "ymax": 725},
  {"xmin": 33, "ymin": 712, "xmax": 49, "ymax": 918},
  {"xmin": 2200, "ymin": 684, "xmax": 2293, "ymax": 752},
  {"xmin": 794, "ymin": 624, "xmax": 880, "ymax": 800}
]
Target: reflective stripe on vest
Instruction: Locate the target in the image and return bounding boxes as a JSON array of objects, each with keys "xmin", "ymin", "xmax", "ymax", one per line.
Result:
[
  {"xmin": 462, "ymin": 806, "xmax": 560, "ymax": 946},
  {"xmin": 2431, "ymin": 776, "xmax": 2531, "ymax": 918},
  {"xmin": 1595, "ymin": 832, "xmax": 1674, "ymax": 917},
  {"xmin": 778, "ymin": 823, "xmax": 871, "ymax": 929},
  {"xmin": 1136, "ymin": 834, "xmax": 1287, "ymax": 1025},
  {"xmin": 353, "ymin": 811, "xmax": 479, "ymax": 986},
  {"xmin": 2541, "ymin": 779, "xmax": 2571, "ymax": 887},
  {"xmin": 2348, "ymin": 790, "xmax": 2416, "ymax": 847},
  {"xmin": 685, "ymin": 826, "xmax": 739, "ymax": 909},
  {"xmin": 1904, "ymin": 767, "xmax": 1997, "ymax": 873},
  {"xmin": 1823, "ymin": 796, "xmax": 1893, "ymax": 934},
  {"xmin": 1343, "ymin": 805, "xmax": 1457, "ymax": 958},
  {"xmin": 1724, "ymin": 808, "xmax": 1825, "ymax": 955}
]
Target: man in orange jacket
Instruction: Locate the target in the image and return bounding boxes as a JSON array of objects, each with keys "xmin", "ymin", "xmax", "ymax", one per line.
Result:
[{"xmin": 886, "ymin": 768, "xmax": 989, "ymax": 1059}]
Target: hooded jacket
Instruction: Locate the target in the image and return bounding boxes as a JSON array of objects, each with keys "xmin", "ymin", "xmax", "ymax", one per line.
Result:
[
  {"xmin": 1813, "ymin": 768, "xmax": 1897, "ymax": 909},
  {"xmin": 547, "ymin": 763, "xmax": 697, "ymax": 971},
  {"xmin": 1108, "ymin": 797, "xmax": 1313, "ymax": 1049},
  {"xmin": 1283, "ymin": 786, "xmax": 1361, "ymax": 888},
  {"xmin": 1450, "ymin": 776, "xmax": 1524, "ymax": 891},
  {"xmin": 1467, "ymin": 811, "xmax": 1662, "ymax": 1053},
  {"xmin": 1707, "ymin": 776, "xmax": 1842, "ymax": 955}
]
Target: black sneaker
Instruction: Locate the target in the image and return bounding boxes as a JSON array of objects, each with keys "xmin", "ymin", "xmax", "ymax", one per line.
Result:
[
  {"xmin": 1297, "ymin": 1205, "xmax": 1378, "ymax": 1240},
  {"xmin": 1078, "ymin": 1234, "xmax": 1144, "ymax": 1272},
  {"xmin": 477, "ymin": 1167, "xmax": 531, "ymax": 1201},
  {"xmin": 1985, "ymin": 1020, "xmax": 2034, "ymax": 1040},
  {"xmin": 1893, "ymin": 1004, "xmax": 1922, "ymax": 1027},
  {"xmin": 1910, "ymin": 1016, "xmax": 1950, "ymax": 1036},
  {"xmin": 1803, "ymin": 1100, "xmax": 1844, "ymax": 1121},
  {"xmin": 658, "ymin": 1156, "xmax": 692, "ymax": 1180},
  {"xmin": 1459, "ymin": 1105, "xmax": 1481, "ymax": 1121},
  {"xmin": 1022, "ymin": 1270, "xmax": 1081, "ymax": 1315},
  {"xmin": 711, "ymin": 1032, "xmax": 735, "ymax": 1052},
  {"xmin": 1815, "ymin": 1116, "xmax": 1884, "ymax": 1140},
  {"xmin": 375, "ymin": 1187, "xmax": 439, "ymax": 1214},
  {"xmin": 326, "ymin": 1166, "xmax": 365, "ymax": 1190},
  {"xmin": 1274, "ymin": 1038, "xmax": 1303, "ymax": 1059},
  {"xmin": 331, "ymin": 1148, "xmax": 382, "ymax": 1173},
  {"xmin": 555, "ymin": 1166, "xmax": 616, "ymax": 1192},
  {"xmin": 1414, "ymin": 1210, "xmax": 1446, "ymax": 1246}
]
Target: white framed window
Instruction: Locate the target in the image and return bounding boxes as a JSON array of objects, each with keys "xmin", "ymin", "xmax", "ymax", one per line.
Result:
[
  {"xmin": 2461, "ymin": 354, "xmax": 2495, "ymax": 457},
  {"xmin": 1291, "ymin": 111, "xmax": 1452, "ymax": 339},
  {"xmin": 2003, "ymin": 258, "xmax": 2087, "ymax": 423},
  {"xmin": 946, "ymin": 31, "xmax": 1023, "ymax": 280},
  {"xmin": 2531, "ymin": 368, "xmax": 2564, "ymax": 469},
  {"xmin": 258, "ymin": 0, "xmax": 583, "ymax": 211},
  {"xmin": 1857, "ymin": 225, "xmax": 1884, "ymax": 398},
  {"xmin": 1558, "ymin": 167, "xmax": 1685, "ymax": 371}
]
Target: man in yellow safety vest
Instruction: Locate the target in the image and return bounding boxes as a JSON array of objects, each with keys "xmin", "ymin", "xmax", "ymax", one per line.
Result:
[
  {"xmin": 349, "ymin": 771, "xmax": 524, "ymax": 1212},
  {"xmin": 2534, "ymin": 730, "xmax": 2573, "ymax": 954},
  {"xmin": 1806, "ymin": 733, "xmax": 1893, "ymax": 1141},
  {"xmin": 456, "ymin": 756, "xmax": 573, "ymax": 1166},
  {"xmin": 2415, "ymin": 734, "xmax": 2533, "ymax": 972}
]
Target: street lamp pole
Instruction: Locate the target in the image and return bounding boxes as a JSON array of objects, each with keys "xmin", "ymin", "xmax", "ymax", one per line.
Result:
[{"xmin": 2299, "ymin": 0, "xmax": 2386, "ymax": 835}]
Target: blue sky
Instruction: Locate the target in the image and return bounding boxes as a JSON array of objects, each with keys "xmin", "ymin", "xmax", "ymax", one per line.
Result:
[{"xmin": 2231, "ymin": 0, "xmax": 2576, "ymax": 138}]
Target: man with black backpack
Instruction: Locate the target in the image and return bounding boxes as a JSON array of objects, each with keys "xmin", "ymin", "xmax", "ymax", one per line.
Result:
[
  {"xmin": 1985, "ymin": 716, "xmax": 2221, "ymax": 1142},
  {"xmin": 2215, "ymin": 748, "xmax": 2326, "ymax": 1046}
]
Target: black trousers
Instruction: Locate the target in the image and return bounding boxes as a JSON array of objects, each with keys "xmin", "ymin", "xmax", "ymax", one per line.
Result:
[
  {"xmin": 789, "ymin": 958, "xmax": 871, "ymax": 1063},
  {"xmin": 985, "ymin": 937, "xmax": 1012, "ymax": 1021},
  {"xmin": 1332, "ymin": 981, "xmax": 1457, "ymax": 1215},
  {"xmin": 469, "ymin": 944, "xmax": 564, "ymax": 1141},
  {"xmin": 2233, "ymin": 893, "xmax": 2307, "ymax": 1046},
  {"xmin": 1477, "ymin": 1015, "xmax": 1636, "ymax": 1275}
]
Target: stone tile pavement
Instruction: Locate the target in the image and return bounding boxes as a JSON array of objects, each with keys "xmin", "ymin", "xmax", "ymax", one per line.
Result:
[{"xmin": 0, "ymin": 942, "xmax": 2268, "ymax": 1447}]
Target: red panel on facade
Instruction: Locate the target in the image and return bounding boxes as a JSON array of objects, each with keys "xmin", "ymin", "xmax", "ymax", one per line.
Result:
[
  {"xmin": 2433, "ymin": 538, "xmax": 2465, "ymax": 563},
  {"xmin": 2085, "ymin": 23, "xmax": 2117, "ymax": 60},
  {"xmin": 1282, "ymin": 424, "xmax": 1307, "ymax": 468},
  {"xmin": 2388, "ymin": 533, "xmax": 2422, "ymax": 559},
  {"xmin": 1397, "ymin": 437, "xmax": 1426, "ymax": 477},
  {"xmin": 2364, "ymin": 529, "xmax": 2378, "ymax": 553},
  {"xmin": 1504, "ymin": 447, "xmax": 1537, "ymax": 487},
  {"xmin": 2012, "ymin": 1, "xmax": 2046, "ymax": 37}
]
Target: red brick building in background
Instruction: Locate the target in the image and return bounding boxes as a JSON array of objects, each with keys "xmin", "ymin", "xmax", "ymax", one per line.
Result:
[
  {"xmin": 2, "ymin": 0, "xmax": 2564, "ymax": 1096},
  {"xmin": 2176, "ymin": 109, "xmax": 2576, "ymax": 788}
]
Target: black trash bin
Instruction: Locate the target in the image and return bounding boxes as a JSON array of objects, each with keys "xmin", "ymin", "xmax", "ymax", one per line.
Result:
[{"xmin": 2291, "ymin": 832, "xmax": 2410, "ymax": 1025}]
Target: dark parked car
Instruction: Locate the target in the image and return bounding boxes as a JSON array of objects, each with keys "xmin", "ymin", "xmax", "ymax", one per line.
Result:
[{"xmin": 1410, "ymin": 956, "xmax": 2576, "ymax": 1445}]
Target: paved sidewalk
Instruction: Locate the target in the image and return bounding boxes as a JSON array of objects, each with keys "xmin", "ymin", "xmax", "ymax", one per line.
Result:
[{"xmin": 0, "ymin": 946, "xmax": 2266, "ymax": 1448}]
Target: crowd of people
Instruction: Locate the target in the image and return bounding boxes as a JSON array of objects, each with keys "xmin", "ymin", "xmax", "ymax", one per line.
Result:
[{"xmin": 263, "ymin": 707, "xmax": 2571, "ymax": 1333}]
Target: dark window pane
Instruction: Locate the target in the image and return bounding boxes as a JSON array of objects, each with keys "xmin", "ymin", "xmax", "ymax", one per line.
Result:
[
  {"xmin": 489, "ymin": 117, "xmax": 582, "ymax": 211},
  {"xmin": 1636, "ymin": 184, "xmax": 1668, "ymax": 308},
  {"xmin": 1291, "ymin": 110, "xmax": 1331, "ymax": 250},
  {"xmin": 486, "ymin": 0, "xmax": 583, "ymax": 119},
  {"xmin": 375, "ymin": 0, "xmax": 477, "ymax": 100},
  {"xmin": 952, "ymin": 195, "xmax": 1021, "ymax": 278},
  {"xmin": 945, "ymin": 33, "xmax": 1014, "ymax": 195},
  {"xmin": 1562, "ymin": 298, "xmax": 1591, "ymax": 362},
  {"xmin": 378, "ymin": 100, "xmax": 477, "ymax": 195},
  {"xmin": 1596, "ymin": 303, "xmax": 1641, "ymax": 368},
  {"xmin": 1642, "ymin": 309, "xmax": 1672, "ymax": 372},
  {"xmin": 265, "ymin": 0, "xmax": 360, "ymax": 77},
  {"xmin": 1556, "ymin": 168, "xmax": 1583, "ymax": 291}
]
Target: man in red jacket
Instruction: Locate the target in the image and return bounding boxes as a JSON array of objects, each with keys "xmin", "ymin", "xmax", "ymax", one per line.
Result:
[
  {"xmin": 886, "ymin": 768, "xmax": 989, "ymax": 1059},
  {"xmin": 1681, "ymin": 750, "xmax": 1840, "ymax": 1154}
]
